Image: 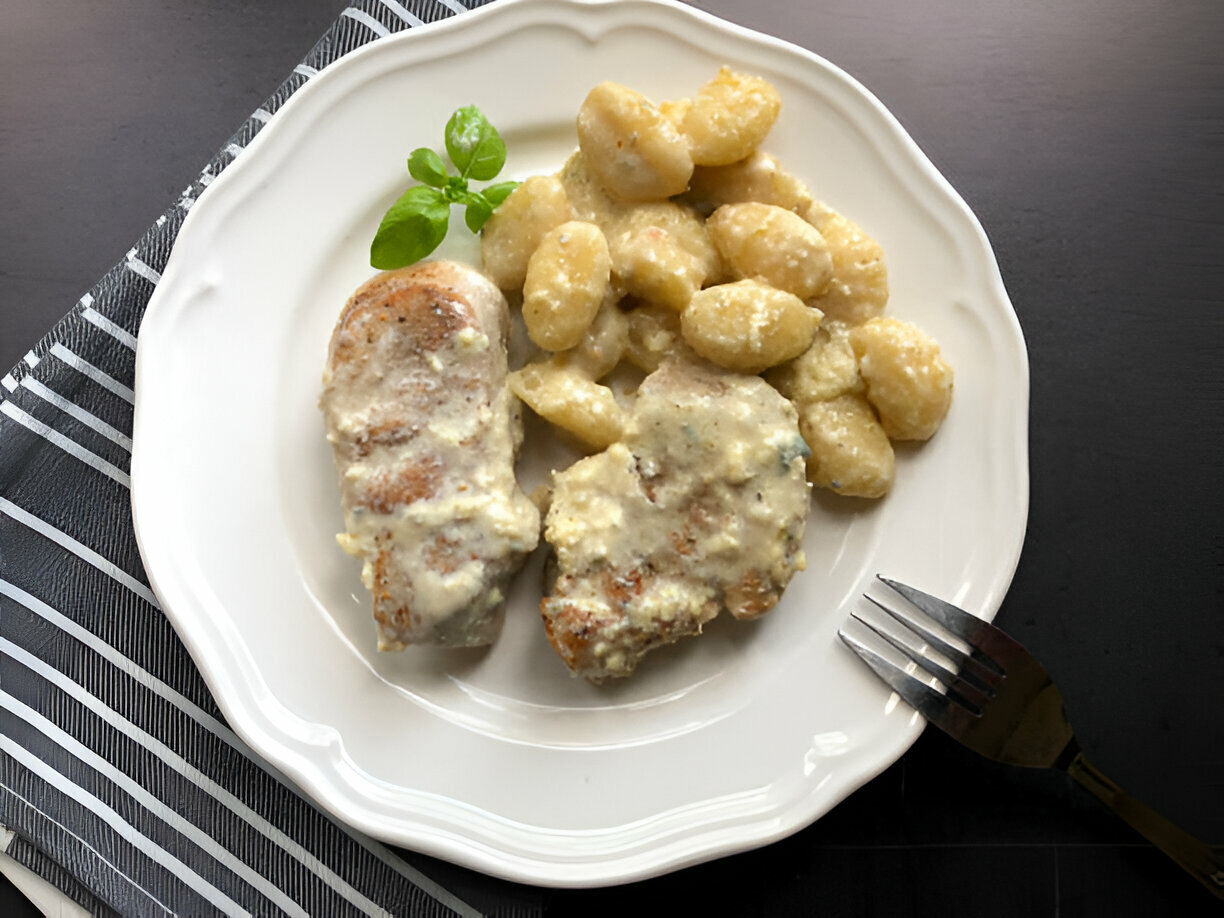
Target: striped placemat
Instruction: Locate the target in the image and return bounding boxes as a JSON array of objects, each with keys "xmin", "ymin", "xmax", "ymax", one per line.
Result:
[{"xmin": 0, "ymin": 1, "xmax": 546, "ymax": 914}]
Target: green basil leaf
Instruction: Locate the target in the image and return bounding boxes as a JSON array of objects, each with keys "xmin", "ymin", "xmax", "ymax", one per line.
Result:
[
  {"xmin": 445, "ymin": 106, "xmax": 507, "ymax": 181},
  {"xmin": 407, "ymin": 148, "xmax": 449, "ymax": 187},
  {"xmin": 463, "ymin": 194, "xmax": 494, "ymax": 233},
  {"xmin": 480, "ymin": 180, "xmax": 519, "ymax": 207},
  {"xmin": 369, "ymin": 186, "xmax": 449, "ymax": 269}
]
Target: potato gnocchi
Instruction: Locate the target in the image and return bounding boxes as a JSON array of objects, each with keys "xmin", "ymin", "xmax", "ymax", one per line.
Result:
[
  {"xmin": 481, "ymin": 69, "xmax": 953, "ymax": 499},
  {"xmin": 522, "ymin": 221, "xmax": 611, "ymax": 351}
]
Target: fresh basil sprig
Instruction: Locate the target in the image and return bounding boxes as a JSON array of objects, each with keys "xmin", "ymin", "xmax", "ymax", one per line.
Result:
[{"xmin": 370, "ymin": 106, "xmax": 518, "ymax": 270}]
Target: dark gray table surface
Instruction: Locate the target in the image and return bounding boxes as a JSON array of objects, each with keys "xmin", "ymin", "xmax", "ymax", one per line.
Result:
[{"xmin": 2, "ymin": 1, "xmax": 1221, "ymax": 915}]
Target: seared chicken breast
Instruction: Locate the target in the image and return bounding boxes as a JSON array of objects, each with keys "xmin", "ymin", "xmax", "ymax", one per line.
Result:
[
  {"xmin": 541, "ymin": 358, "xmax": 811, "ymax": 680},
  {"xmin": 321, "ymin": 262, "xmax": 540, "ymax": 649}
]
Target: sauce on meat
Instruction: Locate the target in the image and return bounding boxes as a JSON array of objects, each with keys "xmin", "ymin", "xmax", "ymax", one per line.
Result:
[
  {"xmin": 322, "ymin": 263, "xmax": 539, "ymax": 649},
  {"xmin": 542, "ymin": 359, "xmax": 810, "ymax": 679}
]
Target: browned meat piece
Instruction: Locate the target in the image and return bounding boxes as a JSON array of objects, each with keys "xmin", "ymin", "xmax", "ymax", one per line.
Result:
[
  {"xmin": 541, "ymin": 358, "xmax": 811, "ymax": 680},
  {"xmin": 320, "ymin": 261, "xmax": 539, "ymax": 649}
]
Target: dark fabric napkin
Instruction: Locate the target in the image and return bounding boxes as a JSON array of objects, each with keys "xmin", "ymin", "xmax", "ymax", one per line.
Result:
[{"xmin": 0, "ymin": 1, "xmax": 548, "ymax": 914}]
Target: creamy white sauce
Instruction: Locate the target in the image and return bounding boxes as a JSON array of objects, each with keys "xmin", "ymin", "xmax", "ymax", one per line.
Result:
[
  {"xmin": 543, "ymin": 359, "xmax": 810, "ymax": 679},
  {"xmin": 322, "ymin": 265, "xmax": 539, "ymax": 649}
]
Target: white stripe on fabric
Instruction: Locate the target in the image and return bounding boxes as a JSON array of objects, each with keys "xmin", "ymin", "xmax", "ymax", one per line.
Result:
[
  {"xmin": 48, "ymin": 344, "xmax": 135, "ymax": 403},
  {"xmin": 23, "ymin": 352, "xmax": 40, "ymax": 369},
  {"xmin": 124, "ymin": 249, "xmax": 162, "ymax": 286},
  {"xmin": 251, "ymin": 108, "xmax": 273, "ymax": 124},
  {"xmin": 0, "ymin": 736, "xmax": 250, "ymax": 917},
  {"xmin": 337, "ymin": 830, "xmax": 481, "ymax": 918},
  {"xmin": 20, "ymin": 377, "xmax": 133, "ymax": 451},
  {"xmin": 435, "ymin": 0, "xmax": 469, "ymax": 13},
  {"xmin": 0, "ymin": 402, "xmax": 130, "ymax": 487},
  {"xmin": 293, "ymin": 63, "xmax": 318, "ymax": 78},
  {"xmin": 375, "ymin": 0, "xmax": 425, "ymax": 26},
  {"xmin": 0, "ymin": 781, "xmax": 174, "ymax": 917},
  {"xmin": 0, "ymin": 579, "xmax": 225, "ymax": 740},
  {"xmin": 2, "ymin": 636, "xmax": 397, "ymax": 918},
  {"xmin": 341, "ymin": 7, "xmax": 393, "ymax": 37},
  {"xmin": 0, "ymin": 581, "xmax": 476, "ymax": 917},
  {"xmin": 1, "ymin": 375, "xmax": 15, "ymax": 393},
  {"xmin": 4, "ymin": 694, "xmax": 310, "ymax": 918},
  {"xmin": 80, "ymin": 307, "xmax": 138, "ymax": 351},
  {"xmin": 0, "ymin": 501, "xmax": 156, "ymax": 607},
  {"xmin": 223, "ymin": 143, "xmax": 245, "ymax": 159}
]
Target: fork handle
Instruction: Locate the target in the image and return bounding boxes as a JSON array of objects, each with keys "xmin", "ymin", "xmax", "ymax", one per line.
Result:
[{"xmin": 1067, "ymin": 752, "xmax": 1224, "ymax": 899}]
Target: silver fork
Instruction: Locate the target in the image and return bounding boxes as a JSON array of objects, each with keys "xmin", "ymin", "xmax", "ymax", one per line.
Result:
[{"xmin": 839, "ymin": 576, "xmax": 1224, "ymax": 900}]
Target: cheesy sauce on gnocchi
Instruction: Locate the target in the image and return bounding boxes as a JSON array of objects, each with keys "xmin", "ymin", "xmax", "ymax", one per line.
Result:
[{"xmin": 482, "ymin": 67, "xmax": 953, "ymax": 503}]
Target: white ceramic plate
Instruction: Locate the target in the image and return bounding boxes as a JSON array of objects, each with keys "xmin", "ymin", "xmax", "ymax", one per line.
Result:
[{"xmin": 132, "ymin": 0, "xmax": 1028, "ymax": 887}]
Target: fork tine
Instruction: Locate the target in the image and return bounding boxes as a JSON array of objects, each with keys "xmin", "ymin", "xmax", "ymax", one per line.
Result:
[
  {"xmin": 849, "ymin": 611, "xmax": 989, "ymax": 714},
  {"xmin": 837, "ymin": 630, "xmax": 970, "ymax": 727},
  {"xmin": 877, "ymin": 576, "xmax": 986, "ymax": 637},
  {"xmin": 874, "ymin": 580, "xmax": 1007, "ymax": 677},
  {"xmin": 863, "ymin": 595, "xmax": 1002, "ymax": 688}
]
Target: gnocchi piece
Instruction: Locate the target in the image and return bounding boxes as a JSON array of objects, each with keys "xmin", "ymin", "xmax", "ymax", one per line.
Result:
[
  {"xmin": 522, "ymin": 221, "xmax": 612, "ymax": 352},
  {"xmin": 508, "ymin": 361, "xmax": 625, "ymax": 451},
  {"xmin": 798, "ymin": 393, "xmax": 895, "ymax": 498},
  {"xmin": 849, "ymin": 317, "xmax": 953, "ymax": 440},
  {"xmin": 681, "ymin": 67, "xmax": 782, "ymax": 166},
  {"xmin": 577, "ymin": 82, "xmax": 695, "ymax": 203},
  {"xmin": 765, "ymin": 320, "xmax": 860, "ymax": 405},
  {"xmin": 707, "ymin": 202, "xmax": 834, "ymax": 300},
  {"xmin": 623, "ymin": 300, "xmax": 689, "ymax": 372},
  {"xmin": 681, "ymin": 279, "xmax": 821, "ymax": 374},
  {"xmin": 609, "ymin": 232, "xmax": 702, "ymax": 310},
  {"xmin": 684, "ymin": 151, "xmax": 813, "ymax": 217},
  {"xmin": 558, "ymin": 150, "xmax": 624, "ymax": 227},
  {"xmin": 606, "ymin": 202, "xmax": 720, "ymax": 310},
  {"xmin": 480, "ymin": 175, "xmax": 571, "ymax": 290},
  {"xmin": 553, "ymin": 289, "xmax": 629, "ymax": 380},
  {"xmin": 607, "ymin": 202, "xmax": 721, "ymax": 280},
  {"xmin": 658, "ymin": 97, "xmax": 692, "ymax": 131},
  {"xmin": 805, "ymin": 201, "xmax": 889, "ymax": 325}
]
